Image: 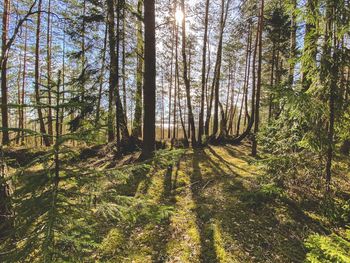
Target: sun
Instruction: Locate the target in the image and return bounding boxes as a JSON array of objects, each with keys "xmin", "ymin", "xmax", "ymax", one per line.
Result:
[{"xmin": 175, "ymin": 9, "xmax": 184, "ymax": 24}]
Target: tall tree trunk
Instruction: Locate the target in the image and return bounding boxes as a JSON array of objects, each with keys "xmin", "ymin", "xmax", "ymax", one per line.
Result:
[
  {"xmin": 96, "ymin": 21, "xmax": 108, "ymax": 127},
  {"xmin": 180, "ymin": 0, "xmax": 196, "ymax": 146},
  {"xmin": 47, "ymin": 0, "xmax": 53, "ymax": 143},
  {"xmin": 172, "ymin": 23, "xmax": 178, "ymax": 146},
  {"xmin": 1, "ymin": 0, "xmax": 10, "ymax": 145},
  {"xmin": 236, "ymin": 26, "xmax": 251, "ymax": 136},
  {"xmin": 230, "ymin": 5, "xmax": 260, "ymax": 144},
  {"xmin": 212, "ymin": 0, "xmax": 229, "ymax": 137},
  {"xmin": 141, "ymin": 0, "xmax": 156, "ymax": 159},
  {"xmin": 132, "ymin": 0, "xmax": 143, "ymax": 138},
  {"xmin": 107, "ymin": 0, "xmax": 116, "ymax": 142},
  {"xmin": 161, "ymin": 74, "xmax": 165, "ymax": 140},
  {"xmin": 122, "ymin": 5, "xmax": 127, "ymax": 122},
  {"xmin": 35, "ymin": 0, "xmax": 51, "ymax": 147},
  {"xmin": 288, "ymin": 0, "xmax": 297, "ymax": 85},
  {"xmin": 81, "ymin": 0, "xmax": 86, "ymax": 102},
  {"xmin": 60, "ymin": 18, "xmax": 66, "ymax": 136},
  {"xmin": 227, "ymin": 62, "xmax": 237, "ymax": 135},
  {"xmin": 325, "ymin": 0, "xmax": 338, "ymax": 191},
  {"xmin": 16, "ymin": 49, "xmax": 22, "ymax": 144},
  {"xmin": 20, "ymin": 23, "xmax": 28, "ymax": 144},
  {"xmin": 115, "ymin": 0, "xmax": 130, "ymax": 149},
  {"xmin": 268, "ymin": 44, "xmax": 275, "ymax": 121},
  {"xmin": 168, "ymin": 23, "xmax": 175, "ymax": 140},
  {"xmin": 252, "ymin": 0, "xmax": 264, "ymax": 157},
  {"xmin": 199, "ymin": 0, "xmax": 210, "ymax": 145}
]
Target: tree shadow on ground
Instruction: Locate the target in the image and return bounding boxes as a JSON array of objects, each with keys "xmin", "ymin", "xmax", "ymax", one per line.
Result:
[{"xmin": 189, "ymin": 145, "xmax": 328, "ymax": 263}]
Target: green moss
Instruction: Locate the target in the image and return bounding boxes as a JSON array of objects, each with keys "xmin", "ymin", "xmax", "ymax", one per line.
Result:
[
  {"xmin": 305, "ymin": 229, "xmax": 350, "ymax": 263},
  {"xmin": 99, "ymin": 228, "xmax": 125, "ymax": 256}
]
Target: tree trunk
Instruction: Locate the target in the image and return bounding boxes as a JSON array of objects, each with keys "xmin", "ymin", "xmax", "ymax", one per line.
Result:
[
  {"xmin": 199, "ymin": 0, "xmax": 210, "ymax": 145},
  {"xmin": 268, "ymin": 44, "xmax": 275, "ymax": 122},
  {"xmin": 122, "ymin": 5, "xmax": 127, "ymax": 122},
  {"xmin": 1, "ymin": 0, "xmax": 10, "ymax": 145},
  {"xmin": 252, "ymin": 0, "xmax": 264, "ymax": 157},
  {"xmin": 168, "ymin": 23, "xmax": 175, "ymax": 140},
  {"xmin": 288, "ymin": 0, "xmax": 297, "ymax": 85},
  {"xmin": 141, "ymin": 0, "xmax": 156, "ymax": 159},
  {"xmin": 107, "ymin": 0, "xmax": 116, "ymax": 142},
  {"xmin": 47, "ymin": 0, "xmax": 53, "ymax": 143},
  {"xmin": 325, "ymin": 0, "xmax": 337, "ymax": 191},
  {"xmin": 35, "ymin": 0, "xmax": 51, "ymax": 147},
  {"xmin": 212, "ymin": 0, "xmax": 229, "ymax": 137},
  {"xmin": 132, "ymin": 0, "xmax": 143, "ymax": 138},
  {"xmin": 180, "ymin": 0, "xmax": 197, "ymax": 146},
  {"xmin": 96, "ymin": 21, "xmax": 108, "ymax": 127}
]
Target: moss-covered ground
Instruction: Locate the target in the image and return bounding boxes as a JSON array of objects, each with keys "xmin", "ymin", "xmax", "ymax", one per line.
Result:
[
  {"xmin": 104, "ymin": 144, "xmax": 349, "ymax": 262},
  {"xmin": 3, "ymin": 144, "xmax": 349, "ymax": 262}
]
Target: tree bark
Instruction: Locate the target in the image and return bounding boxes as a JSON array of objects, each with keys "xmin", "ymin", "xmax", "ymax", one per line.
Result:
[
  {"xmin": 132, "ymin": 0, "xmax": 144, "ymax": 138},
  {"xmin": 198, "ymin": 0, "xmax": 210, "ymax": 145},
  {"xmin": 212, "ymin": 0, "xmax": 229, "ymax": 137},
  {"xmin": 96, "ymin": 21, "xmax": 108, "ymax": 127},
  {"xmin": 47, "ymin": 0, "xmax": 53, "ymax": 143},
  {"xmin": 325, "ymin": 0, "xmax": 337, "ymax": 191},
  {"xmin": 141, "ymin": 0, "xmax": 156, "ymax": 159},
  {"xmin": 288, "ymin": 0, "xmax": 297, "ymax": 85},
  {"xmin": 35, "ymin": 0, "xmax": 51, "ymax": 147},
  {"xmin": 252, "ymin": 0, "xmax": 264, "ymax": 157},
  {"xmin": 180, "ymin": 0, "xmax": 197, "ymax": 146},
  {"xmin": 1, "ymin": 0, "xmax": 10, "ymax": 145},
  {"xmin": 107, "ymin": 0, "xmax": 116, "ymax": 142}
]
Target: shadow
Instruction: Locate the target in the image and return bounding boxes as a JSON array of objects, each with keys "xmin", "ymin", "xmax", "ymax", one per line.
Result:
[
  {"xmin": 186, "ymin": 146, "xmax": 328, "ymax": 262},
  {"xmin": 207, "ymin": 146, "xmax": 237, "ymax": 175},
  {"xmin": 191, "ymin": 148, "xmax": 219, "ymax": 263},
  {"xmin": 113, "ymin": 166, "xmax": 151, "ymax": 197}
]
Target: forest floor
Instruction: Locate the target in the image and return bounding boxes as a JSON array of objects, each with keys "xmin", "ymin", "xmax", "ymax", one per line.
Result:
[
  {"xmin": 4, "ymin": 143, "xmax": 350, "ymax": 262},
  {"xmin": 93, "ymin": 143, "xmax": 348, "ymax": 263}
]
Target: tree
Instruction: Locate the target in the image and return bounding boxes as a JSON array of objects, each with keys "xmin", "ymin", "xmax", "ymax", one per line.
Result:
[
  {"xmin": 35, "ymin": 0, "xmax": 51, "ymax": 147},
  {"xmin": 141, "ymin": 0, "xmax": 156, "ymax": 159},
  {"xmin": 1, "ymin": 0, "xmax": 10, "ymax": 145},
  {"xmin": 132, "ymin": 0, "xmax": 144, "ymax": 138},
  {"xmin": 198, "ymin": 0, "xmax": 210, "ymax": 145},
  {"xmin": 212, "ymin": 0, "xmax": 230, "ymax": 137},
  {"xmin": 107, "ymin": 0, "xmax": 116, "ymax": 142},
  {"xmin": 180, "ymin": 0, "xmax": 197, "ymax": 146},
  {"xmin": 251, "ymin": 0, "xmax": 264, "ymax": 157}
]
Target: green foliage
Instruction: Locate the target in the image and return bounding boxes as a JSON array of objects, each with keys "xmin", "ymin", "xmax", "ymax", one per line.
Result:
[
  {"xmin": 305, "ymin": 229, "xmax": 350, "ymax": 263},
  {"xmin": 239, "ymin": 183, "xmax": 284, "ymax": 208},
  {"xmin": 321, "ymin": 197, "xmax": 350, "ymax": 226},
  {"xmin": 0, "ymin": 146, "xmax": 184, "ymax": 262}
]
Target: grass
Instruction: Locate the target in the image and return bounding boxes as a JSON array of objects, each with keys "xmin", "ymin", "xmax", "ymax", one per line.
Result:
[{"xmin": 2, "ymin": 144, "xmax": 350, "ymax": 262}]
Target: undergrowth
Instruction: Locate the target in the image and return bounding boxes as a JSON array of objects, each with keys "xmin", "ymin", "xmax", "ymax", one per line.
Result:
[{"xmin": 0, "ymin": 147, "xmax": 185, "ymax": 262}]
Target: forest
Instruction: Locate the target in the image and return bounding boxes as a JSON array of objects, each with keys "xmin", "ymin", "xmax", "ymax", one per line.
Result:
[{"xmin": 0, "ymin": 0, "xmax": 350, "ymax": 261}]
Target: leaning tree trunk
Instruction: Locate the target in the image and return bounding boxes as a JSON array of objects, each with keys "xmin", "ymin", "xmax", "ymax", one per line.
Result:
[
  {"xmin": 180, "ymin": 0, "xmax": 197, "ymax": 146},
  {"xmin": 212, "ymin": 0, "xmax": 229, "ymax": 138}
]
